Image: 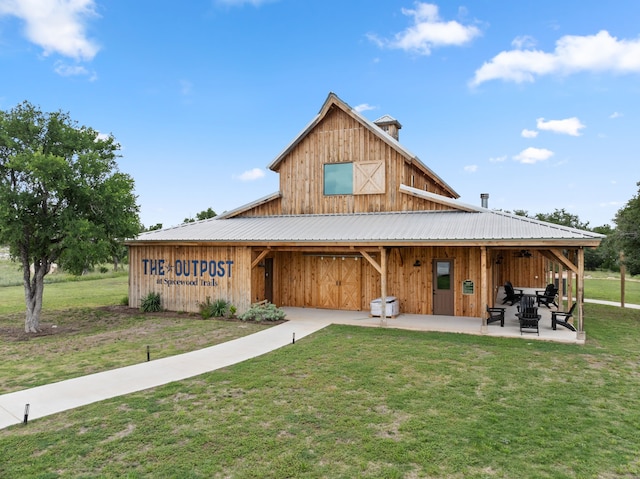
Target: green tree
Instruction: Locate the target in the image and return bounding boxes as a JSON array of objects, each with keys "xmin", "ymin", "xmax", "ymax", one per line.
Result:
[
  {"xmin": 183, "ymin": 207, "xmax": 217, "ymax": 223},
  {"xmin": 614, "ymin": 182, "xmax": 640, "ymax": 275},
  {"xmin": 512, "ymin": 209, "xmax": 529, "ymax": 217},
  {"xmin": 533, "ymin": 208, "xmax": 614, "ymax": 271},
  {"xmin": 584, "ymin": 224, "xmax": 617, "ymax": 271},
  {"xmin": 534, "ymin": 208, "xmax": 590, "ymax": 230},
  {"xmin": 0, "ymin": 101, "xmax": 140, "ymax": 332}
]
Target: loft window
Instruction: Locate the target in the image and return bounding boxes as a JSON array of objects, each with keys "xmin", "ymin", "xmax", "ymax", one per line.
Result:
[{"xmin": 324, "ymin": 162, "xmax": 353, "ymax": 195}]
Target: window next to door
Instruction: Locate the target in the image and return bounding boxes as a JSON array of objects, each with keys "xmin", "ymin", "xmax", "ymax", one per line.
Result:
[{"xmin": 436, "ymin": 261, "xmax": 451, "ymax": 290}]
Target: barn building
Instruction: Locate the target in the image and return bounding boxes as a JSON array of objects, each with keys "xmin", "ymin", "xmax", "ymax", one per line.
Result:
[{"xmin": 128, "ymin": 93, "xmax": 603, "ymax": 336}]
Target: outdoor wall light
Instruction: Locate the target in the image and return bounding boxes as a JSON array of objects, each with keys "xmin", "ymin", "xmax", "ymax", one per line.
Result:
[{"xmin": 413, "ymin": 260, "xmax": 422, "ymax": 267}]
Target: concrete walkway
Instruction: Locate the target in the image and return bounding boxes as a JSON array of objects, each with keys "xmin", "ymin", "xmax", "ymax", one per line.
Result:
[
  {"xmin": 584, "ymin": 298, "xmax": 640, "ymax": 309},
  {"xmin": 1, "ymin": 299, "xmax": 637, "ymax": 430},
  {"xmin": 0, "ymin": 316, "xmax": 330, "ymax": 430}
]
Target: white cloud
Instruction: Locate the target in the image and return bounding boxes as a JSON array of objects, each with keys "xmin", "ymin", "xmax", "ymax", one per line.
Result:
[
  {"xmin": 513, "ymin": 147, "xmax": 554, "ymax": 164},
  {"xmin": 521, "ymin": 129, "xmax": 538, "ymax": 138},
  {"xmin": 536, "ymin": 117, "xmax": 585, "ymax": 136},
  {"xmin": 0, "ymin": 0, "xmax": 100, "ymax": 61},
  {"xmin": 471, "ymin": 30, "xmax": 640, "ymax": 86},
  {"xmin": 53, "ymin": 60, "xmax": 96, "ymax": 80},
  {"xmin": 354, "ymin": 103, "xmax": 376, "ymax": 113},
  {"xmin": 511, "ymin": 35, "xmax": 536, "ymax": 50},
  {"xmin": 489, "ymin": 155, "xmax": 507, "ymax": 163},
  {"xmin": 368, "ymin": 2, "xmax": 481, "ymax": 55},
  {"xmin": 609, "ymin": 111, "xmax": 623, "ymax": 119},
  {"xmin": 234, "ymin": 168, "xmax": 266, "ymax": 181},
  {"xmin": 464, "ymin": 165, "xmax": 478, "ymax": 173}
]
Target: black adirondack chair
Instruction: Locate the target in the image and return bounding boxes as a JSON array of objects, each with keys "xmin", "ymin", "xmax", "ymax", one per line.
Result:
[
  {"xmin": 486, "ymin": 305, "xmax": 505, "ymax": 327},
  {"xmin": 502, "ymin": 281, "xmax": 523, "ymax": 305},
  {"xmin": 551, "ymin": 303, "xmax": 577, "ymax": 331},
  {"xmin": 535, "ymin": 283, "xmax": 558, "ymax": 309},
  {"xmin": 516, "ymin": 295, "xmax": 541, "ymax": 335}
]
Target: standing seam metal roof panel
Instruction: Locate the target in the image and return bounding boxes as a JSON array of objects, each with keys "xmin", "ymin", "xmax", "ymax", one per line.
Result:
[{"xmin": 132, "ymin": 210, "xmax": 604, "ymax": 243}]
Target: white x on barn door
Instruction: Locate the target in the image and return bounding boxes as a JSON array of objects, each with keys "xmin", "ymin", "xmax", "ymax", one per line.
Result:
[{"xmin": 354, "ymin": 161, "xmax": 385, "ymax": 195}]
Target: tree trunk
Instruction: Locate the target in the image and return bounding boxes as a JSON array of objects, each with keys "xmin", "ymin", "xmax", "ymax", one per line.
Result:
[{"xmin": 22, "ymin": 256, "xmax": 48, "ymax": 333}]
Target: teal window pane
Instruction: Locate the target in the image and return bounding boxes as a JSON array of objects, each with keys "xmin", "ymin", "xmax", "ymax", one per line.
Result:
[{"xmin": 324, "ymin": 163, "xmax": 353, "ymax": 195}]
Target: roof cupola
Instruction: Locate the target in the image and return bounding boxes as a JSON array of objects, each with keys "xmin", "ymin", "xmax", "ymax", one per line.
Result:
[{"xmin": 374, "ymin": 115, "xmax": 402, "ymax": 141}]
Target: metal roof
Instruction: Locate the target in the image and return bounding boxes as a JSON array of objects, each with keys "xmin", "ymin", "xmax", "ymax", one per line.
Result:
[
  {"xmin": 374, "ymin": 114, "xmax": 402, "ymax": 127},
  {"xmin": 131, "ymin": 209, "xmax": 604, "ymax": 245}
]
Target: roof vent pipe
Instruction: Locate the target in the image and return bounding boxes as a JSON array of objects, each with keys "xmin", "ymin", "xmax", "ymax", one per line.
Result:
[{"xmin": 480, "ymin": 193, "xmax": 489, "ymax": 208}]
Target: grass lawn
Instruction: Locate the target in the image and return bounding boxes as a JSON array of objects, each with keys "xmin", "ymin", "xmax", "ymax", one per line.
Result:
[
  {"xmin": 0, "ymin": 307, "xmax": 275, "ymax": 394},
  {"xmin": 0, "ymin": 274, "xmax": 130, "ymax": 315},
  {"xmin": 1, "ymin": 303, "xmax": 640, "ymax": 477},
  {"xmin": 584, "ymin": 277, "xmax": 640, "ymax": 304},
  {"xmin": 0, "ymin": 272, "xmax": 276, "ymax": 394}
]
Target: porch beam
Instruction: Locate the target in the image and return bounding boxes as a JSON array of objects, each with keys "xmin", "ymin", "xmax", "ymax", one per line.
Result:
[
  {"xmin": 251, "ymin": 249, "xmax": 271, "ymax": 269},
  {"xmin": 359, "ymin": 250, "xmax": 382, "ymax": 275},
  {"xmin": 548, "ymin": 248, "xmax": 579, "ymax": 274},
  {"xmin": 538, "ymin": 250, "xmax": 558, "ymax": 264}
]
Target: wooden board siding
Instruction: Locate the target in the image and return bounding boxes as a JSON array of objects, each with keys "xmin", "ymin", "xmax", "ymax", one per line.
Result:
[
  {"xmin": 128, "ymin": 244, "xmax": 548, "ymax": 318},
  {"xmin": 129, "ymin": 245, "xmax": 252, "ymax": 314},
  {"xmin": 495, "ymin": 250, "xmax": 547, "ymax": 290},
  {"xmin": 251, "ymin": 251, "xmax": 267, "ymax": 303},
  {"xmin": 384, "ymin": 247, "xmax": 483, "ymax": 317},
  {"xmin": 268, "ymin": 246, "xmax": 487, "ymax": 317},
  {"xmin": 238, "ymin": 197, "xmax": 282, "ymax": 218},
  {"xmin": 259, "ymin": 107, "xmax": 456, "ymax": 217}
]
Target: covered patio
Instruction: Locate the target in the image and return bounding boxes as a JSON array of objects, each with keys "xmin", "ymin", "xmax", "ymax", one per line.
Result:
[{"xmin": 282, "ymin": 286, "xmax": 583, "ymax": 344}]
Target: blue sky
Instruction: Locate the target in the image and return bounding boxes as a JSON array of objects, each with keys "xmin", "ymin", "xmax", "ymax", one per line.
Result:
[{"xmin": 1, "ymin": 0, "xmax": 638, "ymax": 229}]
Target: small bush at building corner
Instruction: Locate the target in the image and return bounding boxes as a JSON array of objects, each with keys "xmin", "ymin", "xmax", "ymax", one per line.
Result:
[
  {"xmin": 140, "ymin": 292, "xmax": 162, "ymax": 312},
  {"xmin": 240, "ymin": 302, "xmax": 286, "ymax": 322}
]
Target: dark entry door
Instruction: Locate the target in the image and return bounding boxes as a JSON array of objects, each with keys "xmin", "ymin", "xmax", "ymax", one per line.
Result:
[
  {"xmin": 433, "ymin": 260, "xmax": 454, "ymax": 315},
  {"xmin": 264, "ymin": 258, "xmax": 273, "ymax": 304}
]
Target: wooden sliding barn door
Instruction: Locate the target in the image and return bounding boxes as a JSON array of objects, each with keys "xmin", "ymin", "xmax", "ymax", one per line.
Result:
[{"xmin": 317, "ymin": 257, "xmax": 361, "ymax": 310}]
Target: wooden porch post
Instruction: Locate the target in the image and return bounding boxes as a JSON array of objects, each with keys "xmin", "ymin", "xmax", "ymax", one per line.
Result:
[
  {"xmin": 577, "ymin": 247, "xmax": 585, "ymax": 340},
  {"xmin": 380, "ymin": 247, "xmax": 387, "ymax": 327},
  {"xmin": 481, "ymin": 246, "xmax": 488, "ymax": 332},
  {"xmin": 558, "ymin": 263, "xmax": 565, "ymax": 310},
  {"xmin": 567, "ymin": 250, "xmax": 574, "ymax": 311}
]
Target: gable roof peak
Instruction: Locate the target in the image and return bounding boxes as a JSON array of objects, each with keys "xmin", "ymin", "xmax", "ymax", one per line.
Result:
[{"xmin": 267, "ymin": 92, "xmax": 457, "ymax": 197}]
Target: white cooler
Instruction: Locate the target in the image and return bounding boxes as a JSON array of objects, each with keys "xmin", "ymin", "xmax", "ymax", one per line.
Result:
[{"xmin": 370, "ymin": 296, "xmax": 399, "ymax": 317}]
